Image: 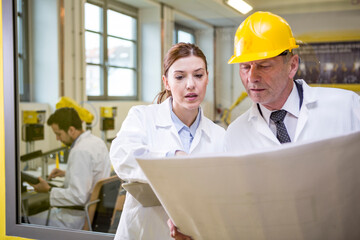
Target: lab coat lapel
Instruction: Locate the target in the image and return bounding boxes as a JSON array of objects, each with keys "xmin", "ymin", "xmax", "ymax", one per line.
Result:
[
  {"xmin": 190, "ymin": 108, "xmax": 210, "ymax": 152},
  {"xmin": 154, "ymin": 98, "xmax": 183, "ymax": 148},
  {"xmin": 294, "ymin": 81, "xmax": 316, "ymax": 142},
  {"xmin": 249, "ymin": 104, "xmax": 280, "ymax": 144}
]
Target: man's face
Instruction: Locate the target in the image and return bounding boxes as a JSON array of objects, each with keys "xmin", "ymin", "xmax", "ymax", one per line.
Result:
[
  {"xmin": 51, "ymin": 124, "xmax": 73, "ymax": 146},
  {"xmin": 238, "ymin": 54, "xmax": 299, "ymax": 110}
]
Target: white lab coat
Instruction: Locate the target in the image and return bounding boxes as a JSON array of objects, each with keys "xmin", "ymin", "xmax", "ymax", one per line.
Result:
[
  {"xmin": 110, "ymin": 98, "xmax": 225, "ymax": 240},
  {"xmin": 225, "ymin": 79, "xmax": 360, "ymax": 154},
  {"xmin": 29, "ymin": 131, "xmax": 111, "ymax": 229}
]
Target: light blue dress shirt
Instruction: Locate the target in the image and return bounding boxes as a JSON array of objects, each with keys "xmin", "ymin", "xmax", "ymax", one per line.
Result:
[{"xmin": 168, "ymin": 99, "xmax": 201, "ymax": 155}]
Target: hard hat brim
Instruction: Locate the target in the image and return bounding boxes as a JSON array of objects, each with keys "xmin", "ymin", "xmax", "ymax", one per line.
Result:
[{"xmin": 228, "ymin": 45, "xmax": 299, "ymax": 64}]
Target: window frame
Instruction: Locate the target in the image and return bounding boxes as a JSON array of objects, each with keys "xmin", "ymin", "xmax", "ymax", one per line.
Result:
[
  {"xmin": 85, "ymin": 0, "xmax": 139, "ymax": 101},
  {"xmin": 174, "ymin": 23, "xmax": 196, "ymax": 44},
  {"xmin": 16, "ymin": 0, "xmax": 30, "ymax": 102},
  {"xmin": 4, "ymin": 0, "xmax": 114, "ymax": 239}
]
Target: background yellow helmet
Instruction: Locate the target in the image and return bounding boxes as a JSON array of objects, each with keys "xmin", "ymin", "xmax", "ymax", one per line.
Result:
[{"xmin": 228, "ymin": 11, "xmax": 299, "ymax": 64}]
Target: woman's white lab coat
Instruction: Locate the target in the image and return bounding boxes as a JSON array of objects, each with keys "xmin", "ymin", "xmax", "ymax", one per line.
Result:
[
  {"xmin": 225, "ymin": 80, "xmax": 360, "ymax": 153},
  {"xmin": 110, "ymin": 98, "xmax": 225, "ymax": 240}
]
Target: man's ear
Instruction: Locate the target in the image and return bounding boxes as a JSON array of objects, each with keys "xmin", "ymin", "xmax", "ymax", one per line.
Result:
[
  {"xmin": 289, "ymin": 54, "xmax": 299, "ymax": 79},
  {"xmin": 162, "ymin": 75, "xmax": 171, "ymax": 90},
  {"xmin": 67, "ymin": 126, "xmax": 76, "ymax": 137}
]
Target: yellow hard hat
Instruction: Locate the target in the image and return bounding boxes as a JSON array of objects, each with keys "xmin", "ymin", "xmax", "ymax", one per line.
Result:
[{"xmin": 228, "ymin": 11, "xmax": 299, "ymax": 64}]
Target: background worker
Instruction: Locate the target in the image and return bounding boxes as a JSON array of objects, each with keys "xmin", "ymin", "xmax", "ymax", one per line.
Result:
[
  {"xmin": 29, "ymin": 107, "xmax": 111, "ymax": 229},
  {"xmin": 110, "ymin": 43, "xmax": 225, "ymax": 240},
  {"xmin": 225, "ymin": 11, "xmax": 360, "ymax": 153}
]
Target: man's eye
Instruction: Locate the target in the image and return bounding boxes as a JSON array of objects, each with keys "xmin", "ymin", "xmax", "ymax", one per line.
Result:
[
  {"xmin": 260, "ymin": 65, "xmax": 270, "ymax": 68},
  {"xmin": 240, "ymin": 66, "xmax": 250, "ymax": 71}
]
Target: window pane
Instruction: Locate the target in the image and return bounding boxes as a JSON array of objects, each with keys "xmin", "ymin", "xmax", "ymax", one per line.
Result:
[
  {"xmin": 17, "ymin": 16, "xmax": 23, "ymax": 54},
  {"xmin": 178, "ymin": 30, "xmax": 194, "ymax": 44},
  {"xmin": 85, "ymin": 3, "xmax": 101, "ymax": 32},
  {"xmin": 18, "ymin": 58, "xmax": 24, "ymax": 95},
  {"xmin": 85, "ymin": 31, "xmax": 101, "ymax": 64},
  {"xmin": 108, "ymin": 67, "xmax": 135, "ymax": 96},
  {"xmin": 86, "ymin": 65, "xmax": 102, "ymax": 96},
  {"xmin": 107, "ymin": 10, "xmax": 136, "ymax": 40},
  {"xmin": 108, "ymin": 37, "xmax": 135, "ymax": 68}
]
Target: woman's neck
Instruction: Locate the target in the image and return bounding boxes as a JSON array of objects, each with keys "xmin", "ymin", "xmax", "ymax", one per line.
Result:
[{"xmin": 173, "ymin": 106, "xmax": 198, "ymax": 127}]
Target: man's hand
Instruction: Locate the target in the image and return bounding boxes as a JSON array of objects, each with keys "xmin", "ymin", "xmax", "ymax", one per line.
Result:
[
  {"xmin": 48, "ymin": 168, "xmax": 65, "ymax": 179},
  {"xmin": 167, "ymin": 219, "xmax": 192, "ymax": 240},
  {"xmin": 31, "ymin": 177, "xmax": 51, "ymax": 193}
]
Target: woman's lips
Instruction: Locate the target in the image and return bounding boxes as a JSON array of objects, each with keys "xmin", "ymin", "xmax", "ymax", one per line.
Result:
[{"xmin": 185, "ymin": 93, "xmax": 198, "ymax": 101}]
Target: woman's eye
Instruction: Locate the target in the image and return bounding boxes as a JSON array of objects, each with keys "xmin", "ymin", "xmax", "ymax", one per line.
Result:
[
  {"xmin": 195, "ymin": 74, "xmax": 203, "ymax": 78},
  {"xmin": 175, "ymin": 75, "xmax": 183, "ymax": 80}
]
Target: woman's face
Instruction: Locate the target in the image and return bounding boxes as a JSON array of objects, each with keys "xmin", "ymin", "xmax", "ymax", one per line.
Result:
[{"xmin": 163, "ymin": 55, "xmax": 208, "ymax": 117}]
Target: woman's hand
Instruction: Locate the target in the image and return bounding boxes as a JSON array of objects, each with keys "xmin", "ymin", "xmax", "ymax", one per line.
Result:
[
  {"xmin": 167, "ymin": 219, "xmax": 192, "ymax": 240},
  {"xmin": 175, "ymin": 150, "xmax": 188, "ymax": 156}
]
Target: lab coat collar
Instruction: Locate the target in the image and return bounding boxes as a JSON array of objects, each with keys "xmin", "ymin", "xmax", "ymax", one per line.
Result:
[
  {"xmin": 71, "ymin": 130, "xmax": 91, "ymax": 148},
  {"xmin": 155, "ymin": 97, "xmax": 174, "ymax": 128},
  {"xmin": 154, "ymin": 97, "xmax": 212, "ymax": 146},
  {"xmin": 247, "ymin": 79, "xmax": 318, "ymax": 143},
  {"xmin": 295, "ymin": 79, "xmax": 317, "ymax": 106}
]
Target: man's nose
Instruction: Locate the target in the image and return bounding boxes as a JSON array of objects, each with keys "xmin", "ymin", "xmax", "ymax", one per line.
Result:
[{"xmin": 248, "ymin": 66, "xmax": 260, "ymax": 83}]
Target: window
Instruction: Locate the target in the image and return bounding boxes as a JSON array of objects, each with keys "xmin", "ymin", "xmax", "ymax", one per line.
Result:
[
  {"xmin": 174, "ymin": 24, "xmax": 195, "ymax": 44},
  {"xmin": 16, "ymin": 0, "xmax": 30, "ymax": 101},
  {"xmin": 85, "ymin": 1, "xmax": 138, "ymax": 100}
]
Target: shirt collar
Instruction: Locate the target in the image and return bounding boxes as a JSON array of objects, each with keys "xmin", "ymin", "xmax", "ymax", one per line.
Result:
[
  {"xmin": 259, "ymin": 83, "xmax": 300, "ymax": 125},
  {"xmin": 169, "ymin": 98, "xmax": 201, "ymax": 136}
]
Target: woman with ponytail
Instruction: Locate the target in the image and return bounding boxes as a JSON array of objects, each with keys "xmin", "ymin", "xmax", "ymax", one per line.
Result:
[{"xmin": 110, "ymin": 43, "xmax": 225, "ymax": 240}]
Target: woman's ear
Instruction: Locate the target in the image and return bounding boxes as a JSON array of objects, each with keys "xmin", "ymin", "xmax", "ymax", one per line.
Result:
[{"xmin": 162, "ymin": 75, "xmax": 171, "ymax": 90}]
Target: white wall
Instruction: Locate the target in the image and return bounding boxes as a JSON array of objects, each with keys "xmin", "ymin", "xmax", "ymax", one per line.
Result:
[
  {"xmin": 30, "ymin": 0, "xmax": 59, "ymax": 107},
  {"xmin": 83, "ymin": 101, "xmax": 148, "ymax": 146},
  {"xmin": 63, "ymin": 0, "xmax": 86, "ymax": 103},
  {"xmin": 196, "ymin": 28, "xmax": 215, "ymax": 120},
  {"xmin": 139, "ymin": 6, "xmax": 162, "ymax": 102}
]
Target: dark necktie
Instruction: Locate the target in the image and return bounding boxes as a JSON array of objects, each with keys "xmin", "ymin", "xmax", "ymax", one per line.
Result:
[{"xmin": 270, "ymin": 110, "xmax": 291, "ymax": 144}]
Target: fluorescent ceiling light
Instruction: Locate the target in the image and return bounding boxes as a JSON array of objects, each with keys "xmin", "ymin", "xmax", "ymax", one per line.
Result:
[{"xmin": 225, "ymin": 0, "xmax": 253, "ymax": 15}]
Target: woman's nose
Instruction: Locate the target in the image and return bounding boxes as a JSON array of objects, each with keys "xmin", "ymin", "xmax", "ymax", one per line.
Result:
[{"xmin": 186, "ymin": 77, "xmax": 195, "ymax": 89}]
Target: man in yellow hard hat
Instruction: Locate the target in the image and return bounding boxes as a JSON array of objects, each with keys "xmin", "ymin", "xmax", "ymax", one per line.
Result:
[
  {"xmin": 169, "ymin": 11, "xmax": 360, "ymax": 240},
  {"xmin": 225, "ymin": 11, "xmax": 360, "ymax": 153}
]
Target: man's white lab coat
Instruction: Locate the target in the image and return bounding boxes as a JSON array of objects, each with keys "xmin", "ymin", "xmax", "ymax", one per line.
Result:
[
  {"xmin": 110, "ymin": 98, "xmax": 225, "ymax": 240},
  {"xmin": 30, "ymin": 131, "xmax": 111, "ymax": 229},
  {"xmin": 225, "ymin": 80, "xmax": 360, "ymax": 154}
]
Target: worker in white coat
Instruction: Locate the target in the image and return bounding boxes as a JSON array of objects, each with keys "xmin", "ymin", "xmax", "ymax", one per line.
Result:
[
  {"xmin": 225, "ymin": 11, "xmax": 360, "ymax": 153},
  {"xmin": 110, "ymin": 43, "xmax": 225, "ymax": 240},
  {"xmin": 30, "ymin": 107, "xmax": 111, "ymax": 229}
]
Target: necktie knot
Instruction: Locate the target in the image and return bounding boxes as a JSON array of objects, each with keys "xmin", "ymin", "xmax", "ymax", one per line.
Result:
[{"xmin": 270, "ymin": 110, "xmax": 287, "ymax": 123}]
